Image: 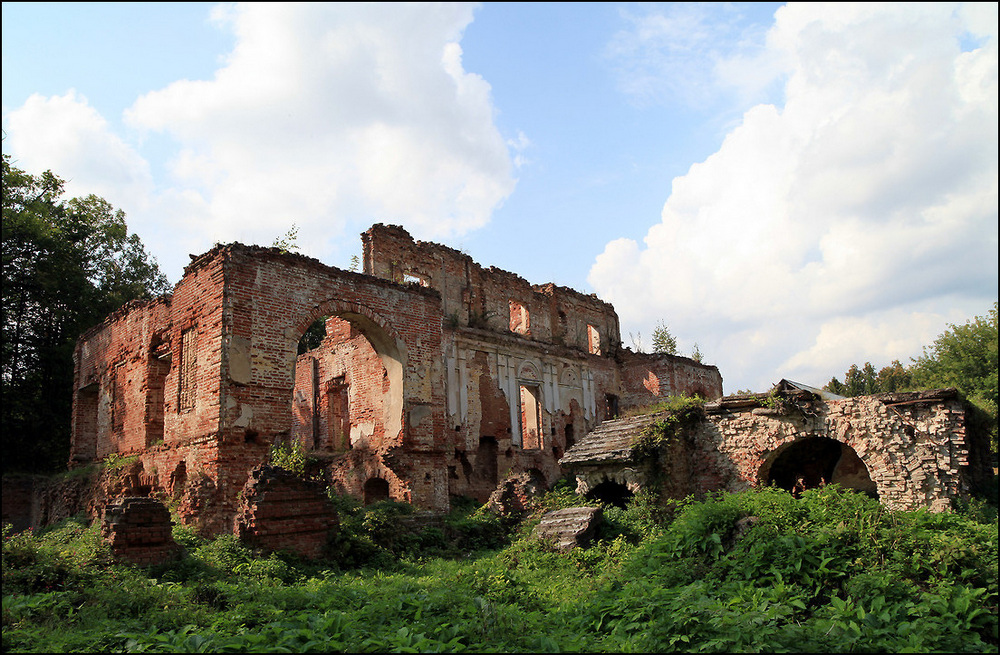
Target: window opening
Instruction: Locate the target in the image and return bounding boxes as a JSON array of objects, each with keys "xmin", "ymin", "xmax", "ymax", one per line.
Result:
[
  {"xmin": 605, "ymin": 394, "xmax": 620, "ymax": 420},
  {"xmin": 111, "ymin": 365, "xmax": 125, "ymax": 434},
  {"xmin": 327, "ymin": 376, "xmax": 350, "ymax": 451},
  {"xmin": 587, "ymin": 324, "xmax": 601, "ymax": 355},
  {"xmin": 403, "ymin": 271, "xmax": 429, "ymax": 287},
  {"xmin": 519, "ymin": 383, "xmax": 543, "ymax": 450},
  {"xmin": 74, "ymin": 385, "xmax": 99, "ymax": 462},
  {"xmin": 146, "ymin": 348, "xmax": 169, "ymax": 446},
  {"xmin": 509, "ymin": 300, "xmax": 530, "ymax": 336},
  {"xmin": 179, "ymin": 328, "xmax": 197, "ymax": 411}
]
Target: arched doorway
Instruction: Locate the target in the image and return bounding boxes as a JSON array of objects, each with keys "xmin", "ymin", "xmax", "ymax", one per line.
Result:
[
  {"xmin": 760, "ymin": 437, "xmax": 877, "ymax": 498},
  {"xmin": 363, "ymin": 477, "xmax": 391, "ymax": 505},
  {"xmin": 289, "ymin": 305, "xmax": 405, "ymax": 454},
  {"xmin": 586, "ymin": 480, "xmax": 633, "ymax": 509}
]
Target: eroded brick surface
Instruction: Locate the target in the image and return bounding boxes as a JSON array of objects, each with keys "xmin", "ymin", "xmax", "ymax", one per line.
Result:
[
  {"xmin": 234, "ymin": 465, "xmax": 338, "ymax": 559},
  {"xmin": 0, "ymin": 224, "xmax": 975, "ymax": 542},
  {"xmin": 564, "ymin": 386, "xmax": 992, "ymax": 512},
  {"xmin": 102, "ymin": 497, "xmax": 181, "ymax": 566},
  {"xmin": 54, "ymin": 224, "xmax": 720, "ymax": 536}
]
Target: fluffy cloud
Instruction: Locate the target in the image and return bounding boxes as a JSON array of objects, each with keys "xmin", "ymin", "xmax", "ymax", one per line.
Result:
[
  {"xmin": 5, "ymin": 3, "xmax": 514, "ymax": 281},
  {"xmin": 125, "ymin": 3, "xmax": 513, "ymax": 250},
  {"xmin": 590, "ymin": 3, "xmax": 998, "ymax": 392},
  {"xmin": 3, "ymin": 91, "xmax": 153, "ymax": 210}
]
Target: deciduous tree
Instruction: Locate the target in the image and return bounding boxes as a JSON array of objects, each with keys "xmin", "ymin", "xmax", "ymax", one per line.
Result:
[{"xmin": 2, "ymin": 154, "xmax": 169, "ymax": 472}]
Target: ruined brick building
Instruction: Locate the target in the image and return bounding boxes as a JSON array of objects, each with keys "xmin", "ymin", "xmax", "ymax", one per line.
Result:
[{"xmin": 67, "ymin": 224, "xmax": 722, "ymax": 533}]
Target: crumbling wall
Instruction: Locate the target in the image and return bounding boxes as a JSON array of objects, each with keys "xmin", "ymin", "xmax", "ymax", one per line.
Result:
[
  {"xmin": 619, "ymin": 350, "xmax": 724, "ymax": 409},
  {"xmin": 691, "ymin": 389, "xmax": 983, "ymax": 511},
  {"xmin": 362, "ymin": 224, "xmax": 621, "ymax": 352},
  {"xmin": 102, "ymin": 497, "xmax": 181, "ymax": 566},
  {"xmin": 442, "ymin": 330, "xmax": 622, "ymax": 501},
  {"xmin": 234, "ymin": 465, "xmax": 338, "ymax": 559},
  {"xmin": 71, "ymin": 297, "xmax": 173, "ymax": 465}
]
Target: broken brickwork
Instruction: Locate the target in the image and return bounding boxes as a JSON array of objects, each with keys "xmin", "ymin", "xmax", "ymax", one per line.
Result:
[
  {"xmin": 563, "ymin": 385, "xmax": 991, "ymax": 512},
  {"xmin": 532, "ymin": 506, "xmax": 603, "ymax": 551},
  {"xmin": 102, "ymin": 497, "xmax": 181, "ymax": 566},
  {"xmin": 234, "ymin": 465, "xmax": 339, "ymax": 559},
  {"xmin": 61, "ymin": 224, "xmax": 720, "ymax": 537}
]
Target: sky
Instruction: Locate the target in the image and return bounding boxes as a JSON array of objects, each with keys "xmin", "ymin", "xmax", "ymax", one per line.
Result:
[{"xmin": 3, "ymin": 2, "xmax": 997, "ymax": 394}]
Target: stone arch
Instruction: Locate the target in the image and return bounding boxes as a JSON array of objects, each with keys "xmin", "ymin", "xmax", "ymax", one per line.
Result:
[
  {"xmin": 586, "ymin": 479, "xmax": 634, "ymax": 509},
  {"xmin": 289, "ymin": 299, "xmax": 407, "ymax": 450},
  {"xmin": 758, "ymin": 436, "xmax": 878, "ymax": 498}
]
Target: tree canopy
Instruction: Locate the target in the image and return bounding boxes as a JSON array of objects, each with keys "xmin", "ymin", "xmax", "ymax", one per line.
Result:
[
  {"xmin": 2, "ymin": 154, "xmax": 169, "ymax": 473},
  {"xmin": 824, "ymin": 303, "xmax": 998, "ymax": 454}
]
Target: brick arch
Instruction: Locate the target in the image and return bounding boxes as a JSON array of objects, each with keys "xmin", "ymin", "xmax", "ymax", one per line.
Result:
[
  {"xmin": 288, "ymin": 298, "xmax": 407, "ymax": 450},
  {"xmin": 753, "ymin": 432, "xmax": 884, "ymax": 499},
  {"xmin": 517, "ymin": 360, "xmax": 540, "ymax": 381}
]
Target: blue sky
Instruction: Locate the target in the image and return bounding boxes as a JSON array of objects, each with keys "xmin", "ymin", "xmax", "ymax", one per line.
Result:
[{"xmin": 3, "ymin": 2, "xmax": 997, "ymax": 394}]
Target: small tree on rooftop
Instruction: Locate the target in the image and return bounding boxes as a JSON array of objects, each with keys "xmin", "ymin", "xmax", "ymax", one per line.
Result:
[{"xmin": 652, "ymin": 320, "xmax": 677, "ymax": 354}]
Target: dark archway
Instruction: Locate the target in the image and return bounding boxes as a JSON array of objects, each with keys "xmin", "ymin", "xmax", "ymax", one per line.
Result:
[
  {"xmin": 363, "ymin": 477, "xmax": 390, "ymax": 505},
  {"xmin": 761, "ymin": 436, "xmax": 877, "ymax": 498},
  {"xmin": 586, "ymin": 480, "xmax": 633, "ymax": 509}
]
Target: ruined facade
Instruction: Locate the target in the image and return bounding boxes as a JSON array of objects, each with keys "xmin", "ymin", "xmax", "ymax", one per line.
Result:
[
  {"xmin": 68, "ymin": 224, "xmax": 721, "ymax": 534},
  {"xmin": 562, "ymin": 383, "xmax": 993, "ymax": 512}
]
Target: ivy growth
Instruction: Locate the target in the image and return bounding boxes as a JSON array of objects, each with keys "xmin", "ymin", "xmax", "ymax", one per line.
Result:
[{"xmin": 631, "ymin": 395, "xmax": 705, "ymax": 457}]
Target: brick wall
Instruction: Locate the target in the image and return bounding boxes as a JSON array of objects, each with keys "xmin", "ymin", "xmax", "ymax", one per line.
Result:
[
  {"xmin": 102, "ymin": 497, "xmax": 181, "ymax": 566},
  {"xmin": 619, "ymin": 350, "xmax": 724, "ymax": 408},
  {"xmin": 571, "ymin": 388, "xmax": 988, "ymax": 512}
]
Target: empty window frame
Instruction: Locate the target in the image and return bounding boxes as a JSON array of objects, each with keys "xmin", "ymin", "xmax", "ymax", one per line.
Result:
[
  {"xmin": 403, "ymin": 271, "xmax": 429, "ymax": 287},
  {"xmin": 587, "ymin": 324, "xmax": 601, "ymax": 355},
  {"xmin": 509, "ymin": 300, "xmax": 530, "ymax": 336},
  {"xmin": 179, "ymin": 328, "xmax": 197, "ymax": 412},
  {"xmin": 519, "ymin": 383, "xmax": 543, "ymax": 450}
]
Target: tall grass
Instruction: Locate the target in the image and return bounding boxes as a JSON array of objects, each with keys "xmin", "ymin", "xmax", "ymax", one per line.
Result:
[{"xmin": 3, "ymin": 484, "xmax": 996, "ymax": 652}]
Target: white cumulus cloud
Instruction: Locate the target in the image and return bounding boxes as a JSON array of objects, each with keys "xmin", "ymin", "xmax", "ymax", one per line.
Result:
[
  {"xmin": 124, "ymin": 3, "xmax": 514, "ymax": 256},
  {"xmin": 5, "ymin": 3, "xmax": 514, "ymax": 282},
  {"xmin": 590, "ymin": 2, "xmax": 998, "ymax": 393},
  {"xmin": 3, "ymin": 91, "xmax": 153, "ymax": 210}
]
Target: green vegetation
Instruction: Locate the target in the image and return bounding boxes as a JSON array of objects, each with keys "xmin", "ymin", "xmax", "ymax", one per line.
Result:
[
  {"xmin": 629, "ymin": 395, "xmax": 706, "ymax": 457},
  {"xmin": 825, "ymin": 303, "xmax": 998, "ymax": 455},
  {"xmin": 652, "ymin": 320, "xmax": 678, "ymax": 355},
  {"xmin": 2, "ymin": 155, "xmax": 169, "ymax": 474},
  {"xmin": 4, "ymin": 485, "xmax": 996, "ymax": 652}
]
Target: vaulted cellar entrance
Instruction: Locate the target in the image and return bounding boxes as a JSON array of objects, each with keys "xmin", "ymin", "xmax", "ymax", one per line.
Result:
[
  {"xmin": 585, "ymin": 479, "xmax": 633, "ymax": 509},
  {"xmin": 759, "ymin": 436, "xmax": 878, "ymax": 498}
]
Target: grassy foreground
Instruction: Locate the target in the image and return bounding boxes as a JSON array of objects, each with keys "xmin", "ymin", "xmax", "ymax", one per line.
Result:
[{"xmin": 3, "ymin": 484, "xmax": 997, "ymax": 653}]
